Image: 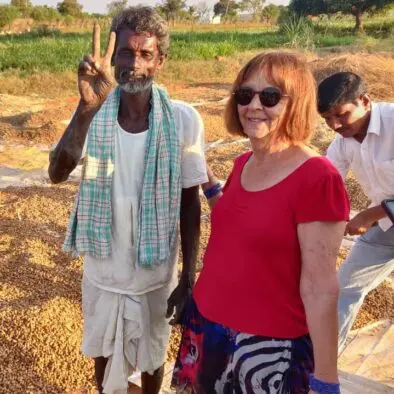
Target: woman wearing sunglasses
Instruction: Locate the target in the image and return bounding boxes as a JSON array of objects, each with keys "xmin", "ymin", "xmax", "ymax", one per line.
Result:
[{"xmin": 171, "ymin": 52, "xmax": 350, "ymax": 393}]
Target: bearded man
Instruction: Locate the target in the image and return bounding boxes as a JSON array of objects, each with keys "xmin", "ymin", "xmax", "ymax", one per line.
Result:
[{"xmin": 48, "ymin": 7, "xmax": 207, "ymax": 394}]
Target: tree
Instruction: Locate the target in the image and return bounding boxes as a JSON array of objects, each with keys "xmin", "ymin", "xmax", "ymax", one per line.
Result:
[
  {"xmin": 57, "ymin": 0, "xmax": 83, "ymax": 17},
  {"xmin": 0, "ymin": 5, "xmax": 19, "ymax": 29},
  {"xmin": 30, "ymin": 5, "xmax": 59, "ymax": 21},
  {"xmin": 154, "ymin": 4, "xmax": 166, "ymax": 19},
  {"xmin": 194, "ymin": 1, "xmax": 211, "ymax": 22},
  {"xmin": 326, "ymin": 0, "xmax": 394, "ymax": 31},
  {"xmin": 290, "ymin": 0, "xmax": 394, "ymax": 32},
  {"xmin": 213, "ymin": 1, "xmax": 226, "ymax": 15},
  {"xmin": 213, "ymin": 0, "xmax": 238, "ymax": 18},
  {"xmin": 290, "ymin": 0, "xmax": 326, "ymax": 16},
  {"xmin": 156, "ymin": 0, "xmax": 187, "ymax": 23},
  {"xmin": 277, "ymin": 5, "xmax": 290, "ymax": 24},
  {"xmin": 195, "ymin": 1, "xmax": 211, "ymax": 22},
  {"xmin": 63, "ymin": 14, "xmax": 75, "ymax": 25},
  {"xmin": 261, "ymin": 4, "xmax": 281, "ymax": 23},
  {"xmin": 240, "ymin": 0, "xmax": 265, "ymax": 19},
  {"xmin": 10, "ymin": 0, "xmax": 31, "ymax": 7},
  {"xmin": 107, "ymin": 0, "xmax": 129, "ymax": 17},
  {"xmin": 10, "ymin": 0, "xmax": 31, "ymax": 10},
  {"xmin": 10, "ymin": 0, "xmax": 31, "ymax": 17}
]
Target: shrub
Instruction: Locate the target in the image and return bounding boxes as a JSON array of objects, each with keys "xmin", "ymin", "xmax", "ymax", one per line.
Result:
[
  {"xmin": 279, "ymin": 15, "xmax": 315, "ymax": 49},
  {"xmin": 30, "ymin": 6, "xmax": 60, "ymax": 22},
  {"xmin": 0, "ymin": 5, "xmax": 20, "ymax": 30}
]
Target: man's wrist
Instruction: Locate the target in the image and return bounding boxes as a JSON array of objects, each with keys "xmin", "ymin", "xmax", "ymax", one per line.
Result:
[
  {"xmin": 369, "ymin": 205, "xmax": 386, "ymax": 220},
  {"xmin": 77, "ymin": 100, "xmax": 102, "ymax": 119},
  {"xmin": 180, "ymin": 271, "xmax": 195, "ymax": 287},
  {"xmin": 361, "ymin": 206, "xmax": 383, "ymax": 225}
]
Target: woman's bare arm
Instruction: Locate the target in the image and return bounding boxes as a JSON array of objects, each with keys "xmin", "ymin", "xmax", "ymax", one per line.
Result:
[{"xmin": 298, "ymin": 220, "xmax": 346, "ymax": 385}]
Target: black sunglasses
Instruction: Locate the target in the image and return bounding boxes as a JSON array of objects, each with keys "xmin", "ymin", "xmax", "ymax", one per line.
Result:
[{"xmin": 233, "ymin": 87, "xmax": 289, "ymax": 107}]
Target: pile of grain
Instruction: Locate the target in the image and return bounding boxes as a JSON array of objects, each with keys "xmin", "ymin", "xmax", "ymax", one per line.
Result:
[
  {"xmin": 0, "ymin": 144, "xmax": 391, "ymax": 393},
  {"xmin": 311, "ymin": 53, "xmax": 394, "ymax": 101},
  {"xmin": 0, "ymin": 183, "xmax": 94, "ymax": 393}
]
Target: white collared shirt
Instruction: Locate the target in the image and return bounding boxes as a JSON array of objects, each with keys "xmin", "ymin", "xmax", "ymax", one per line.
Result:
[{"xmin": 326, "ymin": 102, "xmax": 394, "ymax": 231}]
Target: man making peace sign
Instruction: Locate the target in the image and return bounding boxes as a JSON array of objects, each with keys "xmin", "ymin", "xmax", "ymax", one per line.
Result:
[{"xmin": 48, "ymin": 7, "xmax": 207, "ymax": 394}]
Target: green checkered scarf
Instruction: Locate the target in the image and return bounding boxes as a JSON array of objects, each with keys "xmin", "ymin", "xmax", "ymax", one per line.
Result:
[{"xmin": 63, "ymin": 85, "xmax": 182, "ymax": 268}]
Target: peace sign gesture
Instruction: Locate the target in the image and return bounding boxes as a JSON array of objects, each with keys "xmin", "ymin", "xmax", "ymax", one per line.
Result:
[{"xmin": 78, "ymin": 23, "xmax": 116, "ymax": 108}]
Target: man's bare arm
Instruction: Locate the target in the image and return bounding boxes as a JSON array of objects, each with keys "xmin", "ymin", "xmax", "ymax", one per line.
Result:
[
  {"xmin": 179, "ymin": 186, "xmax": 201, "ymax": 285},
  {"xmin": 49, "ymin": 24, "xmax": 116, "ymax": 184},
  {"xmin": 48, "ymin": 103, "xmax": 98, "ymax": 183},
  {"xmin": 345, "ymin": 205, "xmax": 387, "ymax": 235},
  {"xmin": 166, "ymin": 186, "xmax": 201, "ymax": 324}
]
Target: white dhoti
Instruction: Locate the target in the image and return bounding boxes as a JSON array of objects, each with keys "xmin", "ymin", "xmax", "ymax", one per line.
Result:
[{"xmin": 81, "ymin": 275, "xmax": 174, "ymax": 394}]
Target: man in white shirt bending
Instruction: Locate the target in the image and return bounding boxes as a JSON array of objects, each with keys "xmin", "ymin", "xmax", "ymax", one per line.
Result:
[
  {"xmin": 48, "ymin": 6, "xmax": 207, "ymax": 394},
  {"xmin": 318, "ymin": 72, "xmax": 394, "ymax": 353}
]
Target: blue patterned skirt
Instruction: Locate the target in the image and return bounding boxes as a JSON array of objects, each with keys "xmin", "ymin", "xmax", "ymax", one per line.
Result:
[{"xmin": 171, "ymin": 297, "xmax": 314, "ymax": 393}]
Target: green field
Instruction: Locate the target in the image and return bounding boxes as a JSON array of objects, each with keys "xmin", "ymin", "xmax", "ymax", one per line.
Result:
[
  {"xmin": 314, "ymin": 16, "xmax": 394, "ymax": 37},
  {"xmin": 0, "ymin": 16, "xmax": 392, "ymax": 73},
  {"xmin": 0, "ymin": 29, "xmax": 355, "ymax": 72}
]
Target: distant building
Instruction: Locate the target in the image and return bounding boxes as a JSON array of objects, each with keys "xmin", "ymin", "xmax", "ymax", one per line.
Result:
[{"xmin": 211, "ymin": 15, "xmax": 221, "ymax": 24}]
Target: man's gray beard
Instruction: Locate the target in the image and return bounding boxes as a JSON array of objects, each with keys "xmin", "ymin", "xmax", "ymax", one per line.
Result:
[{"xmin": 119, "ymin": 77, "xmax": 153, "ymax": 94}]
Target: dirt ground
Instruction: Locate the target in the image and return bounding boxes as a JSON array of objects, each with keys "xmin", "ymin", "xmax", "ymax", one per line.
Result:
[
  {"xmin": 0, "ymin": 145, "xmax": 391, "ymax": 393},
  {"xmin": 1, "ymin": 53, "xmax": 393, "ymax": 393}
]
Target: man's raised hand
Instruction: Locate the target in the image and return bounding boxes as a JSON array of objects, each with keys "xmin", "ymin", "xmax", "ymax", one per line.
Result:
[{"xmin": 78, "ymin": 23, "xmax": 116, "ymax": 108}]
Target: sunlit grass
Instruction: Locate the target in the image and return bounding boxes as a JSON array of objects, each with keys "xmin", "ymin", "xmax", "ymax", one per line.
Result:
[{"xmin": 0, "ymin": 28, "xmax": 356, "ymax": 72}]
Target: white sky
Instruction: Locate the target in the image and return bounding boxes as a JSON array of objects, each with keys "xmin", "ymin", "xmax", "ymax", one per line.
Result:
[{"xmin": 0, "ymin": 0, "xmax": 290, "ymax": 15}]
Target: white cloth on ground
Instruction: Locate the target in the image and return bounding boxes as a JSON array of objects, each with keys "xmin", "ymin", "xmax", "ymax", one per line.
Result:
[{"xmin": 326, "ymin": 102, "xmax": 394, "ymax": 231}]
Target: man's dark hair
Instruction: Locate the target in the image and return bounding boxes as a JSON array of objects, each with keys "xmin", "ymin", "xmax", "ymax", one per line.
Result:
[
  {"xmin": 111, "ymin": 6, "xmax": 169, "ymax": 56},
  {"xmin": 318, "ymin": 72, "xmax": 367, "ymax": 113}
]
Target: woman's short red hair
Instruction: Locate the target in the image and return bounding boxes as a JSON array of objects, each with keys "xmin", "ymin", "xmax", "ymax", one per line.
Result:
[{"xmin": 225, "ymin": 52, "xmax": 318, "ymax": 148}]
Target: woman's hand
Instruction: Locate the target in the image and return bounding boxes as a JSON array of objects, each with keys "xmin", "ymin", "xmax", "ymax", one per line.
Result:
[{"xmin": 201, "ymin": 164, "xmax": 223, "ymax": 209}]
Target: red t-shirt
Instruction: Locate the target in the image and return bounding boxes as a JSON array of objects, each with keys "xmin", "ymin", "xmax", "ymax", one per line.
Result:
[{"xmin": 193, "ymin": 152, "xmax": 350, "ymax": 338}]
